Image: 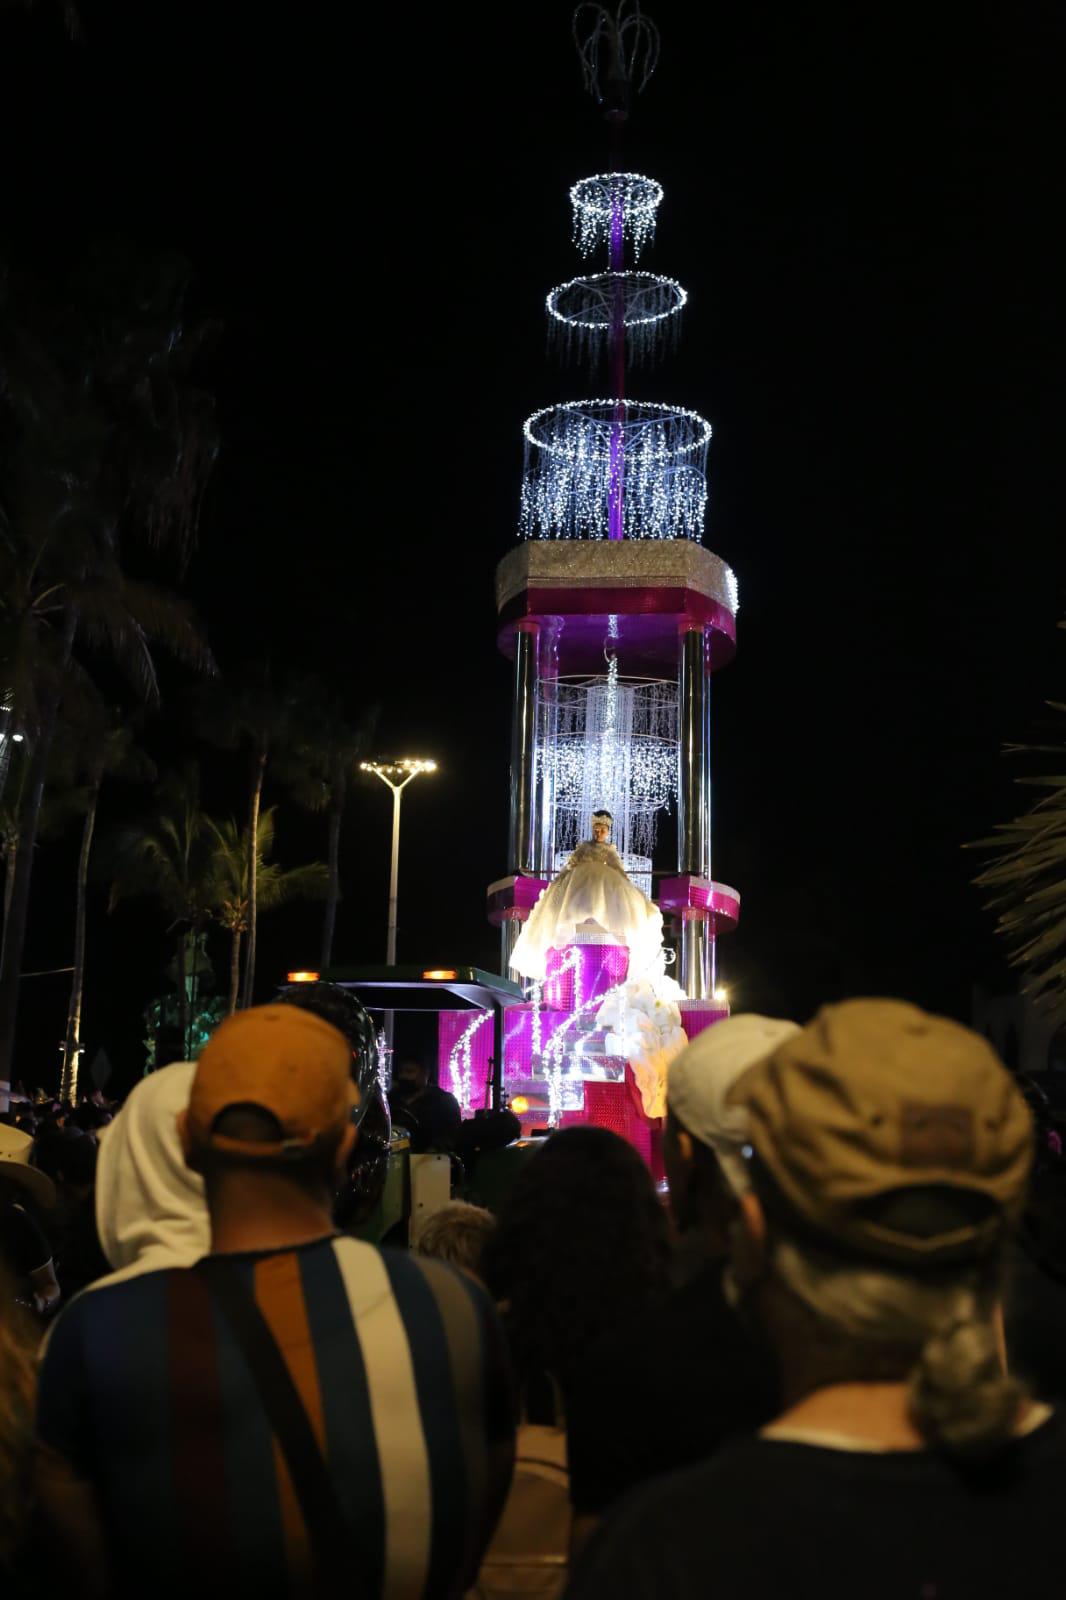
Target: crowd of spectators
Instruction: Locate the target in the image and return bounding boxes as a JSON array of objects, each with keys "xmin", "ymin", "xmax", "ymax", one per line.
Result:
[{"xmin": 2, "ymin": 987, "xmax": 1066, "ymax": 1597}]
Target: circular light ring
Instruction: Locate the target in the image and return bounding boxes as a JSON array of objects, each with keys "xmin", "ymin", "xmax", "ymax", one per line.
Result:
[
  {"xmin": 571, "ymin": 172, "xmax": 664, "ymax": 259},
  {"xmin": 546, "ymin": 271, "xmax": 687, "ymax": 332},
  {"xmin": 523, "ymin": 400, "xmax": 712, "ymax": 462}
]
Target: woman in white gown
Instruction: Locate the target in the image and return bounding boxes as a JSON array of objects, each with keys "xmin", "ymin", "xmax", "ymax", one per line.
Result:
[{"xmin": 510, "ymin": 811, "xmax": 664, "ymax": 982}]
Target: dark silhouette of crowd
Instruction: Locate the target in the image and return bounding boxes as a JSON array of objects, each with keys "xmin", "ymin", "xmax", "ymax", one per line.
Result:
[{"xmin": 3, "ymin": 987, "xmax": 1066, "ymax": 1598}]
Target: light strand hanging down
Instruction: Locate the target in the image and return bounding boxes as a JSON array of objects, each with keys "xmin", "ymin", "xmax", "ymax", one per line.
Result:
[
  {"xmin": 448, "ymin": 1010, "xmax": 491, "ymax": 1119},
  {"xmin": 546, "ymin": 271, "xmax": 686, "ymax": 366},
  {"xmin": 520, "ymin": 400, "xmax": 711, "ymax": 541},
  {"xmin": 570, "ymin": 173, "xmax": 664, "ymax": 259},
  {"xmin": 543, "ymin": 666, "xmax": 679, "ymax": 869}
]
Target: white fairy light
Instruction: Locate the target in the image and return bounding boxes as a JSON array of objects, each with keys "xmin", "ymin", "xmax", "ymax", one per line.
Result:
[
  {"xmin": 530, "ymin": 978, "xmax": 543, "ymax": 1059},
  {"xmin": 524, "ymin": 400, "xmax": 711, "ymax": 462},
  {"xmin": 570, "ymin": 173, "xmax": 664, "ymax": 261},
  {"xmin": 546, "ymin": 271, "xmax": 686, "ymax": 366},
  {"xmin": 520, "ymin": 400, "xmax": 711, "ymax": 542},
  {"xmin": 543, "ymin": 973, "xmax": 629, "ymax": 1128},
  {"xmin": 537, "ymin": 947, "xmax": 584, "ymax": 1127},
  {"xmin": 449, "ymin": 1010, "xmax": 490, "ymax": 1119},
  {"xmin": 375, "ymin": 1029, "xmax": 392, "ymax": 1095},
  {"xmin": 547, "ymin": 271, "xmax": 686, "ymax": 331},
  {"xmin": 542, "ymin": 672, "xmax": 679, "ymax": 866}
]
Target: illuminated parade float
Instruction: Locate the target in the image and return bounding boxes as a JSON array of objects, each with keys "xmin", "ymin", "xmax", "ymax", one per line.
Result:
[{"xmin": 437, "ymin": 3, "xmax": 741, "ymax": 1158}]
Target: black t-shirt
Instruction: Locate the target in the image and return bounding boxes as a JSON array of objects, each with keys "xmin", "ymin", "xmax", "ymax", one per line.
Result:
[
  {"xmin": 392, "ymin": 1084, "xmax": 462, "ymax": 1152},
  {"xmin": 565, "ymin": 1410, "xmax": 1066, "ymax": 1599},
  {"xmin": 566, "ymin": 1262, "xmax": 778, "ymax": 1514}
]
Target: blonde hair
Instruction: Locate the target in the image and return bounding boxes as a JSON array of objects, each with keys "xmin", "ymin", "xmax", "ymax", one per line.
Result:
[
  {"xmin": 415, "ymin": 1201, "xmax": 496, "ymax": 1277},
  {"xmin": 0, "ymin": 1272, "xmax": 36, "ymax": 1565},
  {"xmin": 770, "ymin": 1234, "xmax": 1024, "ymax": 1464}
]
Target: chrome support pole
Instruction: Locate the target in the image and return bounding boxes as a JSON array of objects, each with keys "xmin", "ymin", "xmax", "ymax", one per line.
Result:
[
  {"xmin": 509, "ymin": 624, "xmax": 540, "ymax": 875},
  {"xmin": 500, "ymin": 918, "xmax": 522, "ymax": 979},
  {"xmin": 681, "ymin": 917, "xmax": 712, "ymax": 1001},
  {"xmin": 533, "ymin": 622, "xmax": 559, "ymax": 878},
  {"xmin": 678, "ymin": 625, "xmax": 712, "ymax": 998},
  {"xmin": 678, "ymin": 626, "xmax": 711, "ymax": 877}
]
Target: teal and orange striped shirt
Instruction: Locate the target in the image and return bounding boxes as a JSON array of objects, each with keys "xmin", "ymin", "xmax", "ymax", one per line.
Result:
[{"xmin": 36, "ymin": 1235, "xmax": 514, "ymax": 1598}]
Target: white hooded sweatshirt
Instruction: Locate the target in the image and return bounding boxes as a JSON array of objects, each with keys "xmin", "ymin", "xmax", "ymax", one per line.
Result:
[{"xmin": 90, "ymin": 1061, "xmax": 210, "ymax": 1292}]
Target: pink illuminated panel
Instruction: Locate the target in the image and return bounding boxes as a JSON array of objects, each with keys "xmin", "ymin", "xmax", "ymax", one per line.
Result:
[
  {"xmin": 438, "ymin": 1011, "xmax": 494, "ymax": 1110},
  {"xmin": 544, "ymin": 942, "xmax": 629, "ymax": 1009}
]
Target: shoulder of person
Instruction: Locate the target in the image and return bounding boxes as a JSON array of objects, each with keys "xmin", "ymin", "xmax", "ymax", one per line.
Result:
[
  {"xmin": 566, "ymin": 1449, "xmax": 762, "ymax": 1597},
  {"xmin": 42, "ymin": 1261, "xmax": 186, "ymax": 1356},
  {"xmin": 38, "ymin": 1269, "xmax": 151, "ymax": 1376},
  {"xmin": 380, "ymin": 1241, "xmax": 496, "ymax": 1315},
  {"xmin": 333, "ymin": 1234, "xmax": 494, "ymax": 1315}
]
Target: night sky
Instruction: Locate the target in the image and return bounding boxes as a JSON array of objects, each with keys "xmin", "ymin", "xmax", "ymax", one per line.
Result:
[{"xmin": 2, "ymin": 0, "xmax": 1063, "ymax": 1092}]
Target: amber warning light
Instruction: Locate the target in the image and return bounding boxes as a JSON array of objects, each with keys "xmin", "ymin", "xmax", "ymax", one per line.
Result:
[
  {"xmin": 422, "ymin": 968, "xmax": 458, "ymax": 981},
  {"xmin": 286, "ymin": 970, "xmax": 320, "ymax": 984}
]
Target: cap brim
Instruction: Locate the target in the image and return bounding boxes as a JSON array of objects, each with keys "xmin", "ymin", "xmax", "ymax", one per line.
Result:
[{"xmin": 0, "ymin": 1157, "xmax": 56, "ymax": 1211}]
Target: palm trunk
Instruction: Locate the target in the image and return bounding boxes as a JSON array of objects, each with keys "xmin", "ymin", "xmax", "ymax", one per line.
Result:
[
  {"xmin": 2, "ymin": 836, "xmax": 17, "ymax": 955},
  {"xmin": 228, "ymin": 927, "xmax": 242, "ymax": 1016},
  {"xmin": 320, "ymin": 799, "xmax": 342, "ymax": 970},
  {"xmin": 60, "ymin": 776, "xmax": 100, "ymax": 1102},
  {"xmin": 0, "ymin": 611, "xmax": 75, "ymax": 1083},
  {"xmin": 175, "ymin": 927, "xmax": 189, "ymax": 1063},
  {"xmin": 240, "ymin": 745, "xmax": 266, "ymax": 1009}
]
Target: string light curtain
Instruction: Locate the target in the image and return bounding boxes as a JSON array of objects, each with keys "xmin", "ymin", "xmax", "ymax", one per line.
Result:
[
  {"xmin": 520, "ymin": 399, "xmax": 711, "ymax": 541},
  {"xmin": 541, "ymin": 660, "xmax": 678, "ymax": 891}
]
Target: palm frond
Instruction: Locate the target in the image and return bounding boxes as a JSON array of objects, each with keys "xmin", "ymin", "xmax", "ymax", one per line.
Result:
[{"xmin": 970, "ymin": 690, "xmax": 1066, "ymax": 1014}]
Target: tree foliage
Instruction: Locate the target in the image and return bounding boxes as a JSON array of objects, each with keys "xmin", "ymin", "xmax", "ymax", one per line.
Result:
[{"xmin": 973, "ymin": 673, "xmax": 1066, "ymax": 1013}]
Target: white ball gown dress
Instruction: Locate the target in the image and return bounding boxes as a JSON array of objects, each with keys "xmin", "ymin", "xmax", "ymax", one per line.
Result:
[{"xmin": 509, "ymin": 840, "xmax": 664, "ymax": 982}]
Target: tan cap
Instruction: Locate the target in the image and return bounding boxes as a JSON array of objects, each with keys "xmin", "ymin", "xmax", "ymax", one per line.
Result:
[
  {"xmin": 667, "ymin": 1014, "xmax": 801, "ymax": 1196},
  {"xmin": 0, "ymin": 1122, "xmax": 56, "ymax": 1210},
  {"xmin": 728, "ymin": 998, "xmax": 1033, "ymax": 1264},
  {"xmin": 187, "ymin": 1005, "xmax": 355, "ymax": 1160}
]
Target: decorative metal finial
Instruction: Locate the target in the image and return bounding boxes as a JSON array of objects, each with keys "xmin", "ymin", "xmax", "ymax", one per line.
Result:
[{"xmin": 573, "ymin": 1, "xmax": 660, "ymax": 122}]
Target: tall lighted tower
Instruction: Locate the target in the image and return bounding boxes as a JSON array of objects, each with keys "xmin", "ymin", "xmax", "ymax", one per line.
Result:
[{"xmin": 489, "ymin": 6, "xmax": 739, "ymax": 1004}]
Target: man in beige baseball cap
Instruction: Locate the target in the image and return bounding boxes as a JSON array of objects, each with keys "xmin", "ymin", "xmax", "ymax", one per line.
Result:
[{"xmin": 566, "ymin": 1000, "xmax": 1065, "ymax": 1600}]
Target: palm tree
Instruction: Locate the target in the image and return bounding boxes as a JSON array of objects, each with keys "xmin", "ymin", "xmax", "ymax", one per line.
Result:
[
  {"xmin": 58, "ymin": 708, "xmax": 155, "ymax": 1101},
  {"xmin": 972, "ymin": 694, "xmax": 1066, "ymax": 1014},
  {"xmin": 194, "ymin": 666, "xmax": 307, "ymax": 1008},
  {"xmin": 0, "ymin": 247, "xmax": 218, "ymax": 1080},
  {"xmin": 284, "ymin": 695, "xmax": 379, "ymax": 968},
  {"xmin": 109, "ymin": 766, "xmax": 215, "ymax": 1060},
  {"xmin": 205, "ymin": 808, "xmax": 328, "ymax": 1016},
  {"xmin": 0, "ymin": 743, "xmax": 26, "ymax": 946}
]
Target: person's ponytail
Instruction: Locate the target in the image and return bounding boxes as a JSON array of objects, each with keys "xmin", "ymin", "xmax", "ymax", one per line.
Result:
[
  {"xmin": 770, "ymin": 1236, "xmax": 1026, "ymax": 1467},
  {"xmin": 907, "ymin": 1296, "xmax": 1024, "ymax": 1464}
]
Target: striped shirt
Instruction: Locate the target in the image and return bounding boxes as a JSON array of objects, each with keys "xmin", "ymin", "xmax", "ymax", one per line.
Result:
[{"xmin": 36, "ymin": 1235, "xmax": 514, "ymax": 1598}]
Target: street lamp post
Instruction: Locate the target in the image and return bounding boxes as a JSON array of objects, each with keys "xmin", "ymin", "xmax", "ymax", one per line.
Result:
[{"xmin": 361, "ymin": 758, "xmax": 437, "ymax": 1051}]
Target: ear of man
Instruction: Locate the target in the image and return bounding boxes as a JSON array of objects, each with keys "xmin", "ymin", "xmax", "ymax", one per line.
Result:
[{"xmin": 729, "ymin": 1190, "xmax": 768, "ymax": 1289}]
